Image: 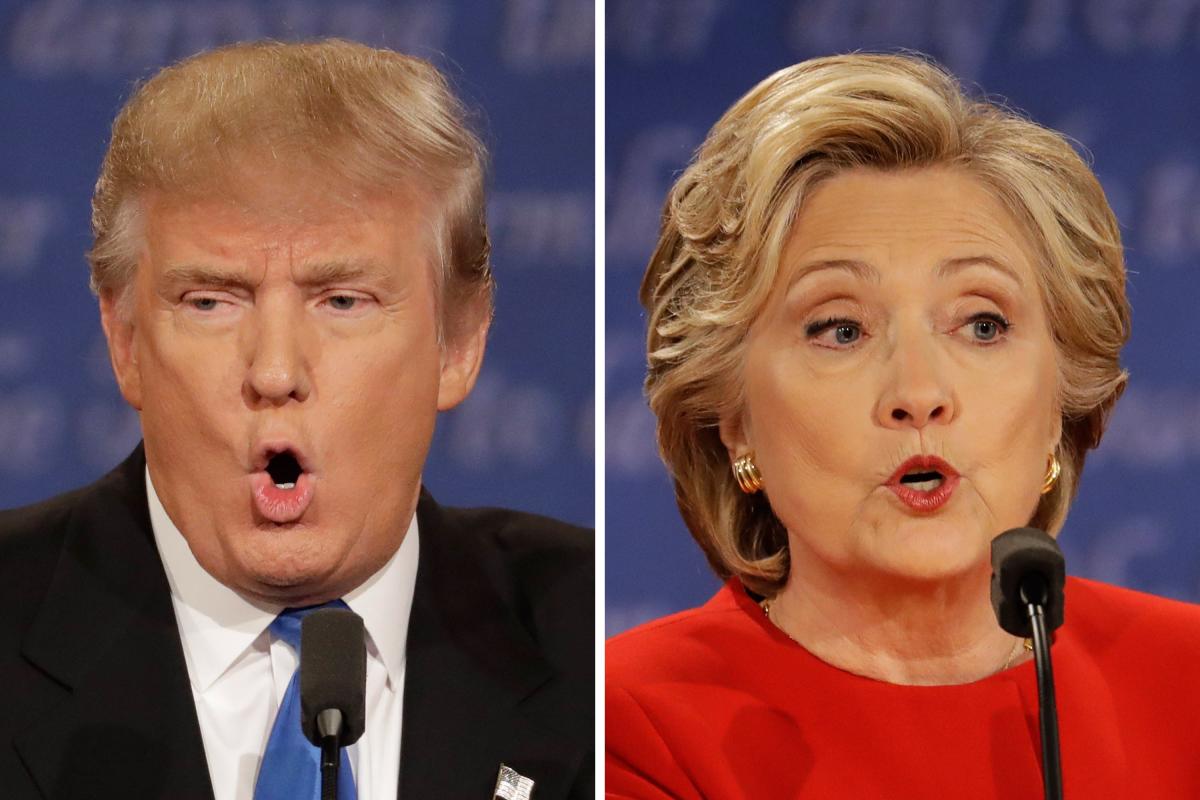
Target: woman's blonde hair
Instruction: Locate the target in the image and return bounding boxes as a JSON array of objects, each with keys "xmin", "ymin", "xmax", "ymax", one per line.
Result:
[
  {"xmin": 642, "ymin": 53, "xmax": 1130, "ymax": 597},
  {"xmin": 88, "ymin": 38, "xmax": 491, "ymax": 336}
]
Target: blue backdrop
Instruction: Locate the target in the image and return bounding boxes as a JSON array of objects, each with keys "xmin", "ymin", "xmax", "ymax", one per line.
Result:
[
  {"xmin": 606, "ymin": 0, "xmax": 1200, "ymax": 633},
  {"xmin": 0, "ymin": 0, "xmax": 595, "ymax": 527}
]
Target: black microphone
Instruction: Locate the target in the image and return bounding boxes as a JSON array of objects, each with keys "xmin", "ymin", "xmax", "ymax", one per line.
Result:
[
  {"xmin": 990, "ymin": 527, "xmax": 1066, "ymax": 800},
  {"xmin": 300, "ymin": 608, "xmax": 367, "ymax": 800}
]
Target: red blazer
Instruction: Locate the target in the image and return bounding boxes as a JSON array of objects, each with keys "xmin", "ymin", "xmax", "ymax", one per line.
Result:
[{"xmin": 607, "ymin": 577, "xmax": 1200, "ymax": 798}]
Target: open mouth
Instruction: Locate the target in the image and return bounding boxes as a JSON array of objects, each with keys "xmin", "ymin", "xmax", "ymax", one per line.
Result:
[
  {"xmin": 898, "ymin": 469, "xmax": 944, "ymax": 493},
  {"xmin": 886, "ymin": 455, "xmax": 959, "ymax": 512},
  {"xmin": 265, "ymin": 450, "xmax": 303, "ymax": 490},
  {"xmin": 251, "ymin": 443, "xmax": 315, "ymax": 523}
]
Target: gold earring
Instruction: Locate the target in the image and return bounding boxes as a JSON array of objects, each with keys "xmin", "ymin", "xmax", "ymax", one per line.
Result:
[
  {"xmin": 1041, "ymin": 452, "xmax": 1061, "ymax": 495},
  {"xmin": 733, "ymin": 453, "xmax": 763, "ymax": 494}
]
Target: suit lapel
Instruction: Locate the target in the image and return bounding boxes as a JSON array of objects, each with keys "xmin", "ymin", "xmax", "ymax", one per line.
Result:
[
  {"xmin": 14, "ymin": 447, "xmax": 214, "ymax": 800},
  {"xmin": 13, "ymin": 456, "xmax": 584, "ymax": 799},
  {"xmin": 399, "ymin": 493, "xmax": 585, "ymax": 799}
]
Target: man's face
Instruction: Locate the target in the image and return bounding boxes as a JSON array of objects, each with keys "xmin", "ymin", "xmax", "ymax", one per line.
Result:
[{"xmin": 102, "ymin": 187, "xmax": 486, "ymax": 605}]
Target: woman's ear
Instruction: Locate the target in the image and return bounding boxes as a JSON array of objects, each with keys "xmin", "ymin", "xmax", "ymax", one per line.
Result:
[
  {"xmin": 718, "ymin": 407, "xmax": 751, "ymax": 461},
  {"xmin": 1049, "ymin": 406, "xmax": 1063, "ymax": 456}
]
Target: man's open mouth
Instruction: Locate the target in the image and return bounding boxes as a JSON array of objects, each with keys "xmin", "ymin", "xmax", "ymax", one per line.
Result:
[
  {"xmin": 251, "ymin": 442, "xmax": 316, "ymax": 523},
  {"xmin": 265, "ymin": 450, "xmax": 303, "ymax": 490}
]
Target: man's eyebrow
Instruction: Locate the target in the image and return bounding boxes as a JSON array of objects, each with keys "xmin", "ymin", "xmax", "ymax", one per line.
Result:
[
  {"xmin": 160, "ymin": 260, "xmax": 395, "ymax": 290},
  {"xmin": 161, "ymin": 265, "xmax": 255, "ymax": 291},
  {"xmin": 294, "ymin": 259, "xmax": 388, "ymax": 287},
  {"xmin": 935, "ymin": 255, "xmax": 1024, "ymax": 287}
]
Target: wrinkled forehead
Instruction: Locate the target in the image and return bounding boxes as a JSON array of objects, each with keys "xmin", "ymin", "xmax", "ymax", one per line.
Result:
[
  {"xmin": 793, "ymin": 168, "xmax": 1031, "ymax": 247},
  {"xmin": 778, "ymin": 167, "xmax": 1047, "ymax": 292},
  {"xmin": 135, "ymin": 166, "xmax": 442, "ymax": 277},
  {"xmin": 157, "ymin": 151, "xmax": 435, "ymax": 223}
]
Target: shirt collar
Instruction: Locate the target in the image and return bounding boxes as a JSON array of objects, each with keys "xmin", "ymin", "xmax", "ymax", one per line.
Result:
[
  {"xmin": 343, "ymin": 513, "xmax": 418, "ymax": 690},
  {"xmin": 147, "ymin": 467, "xmax": 419, "ymax": 692}
]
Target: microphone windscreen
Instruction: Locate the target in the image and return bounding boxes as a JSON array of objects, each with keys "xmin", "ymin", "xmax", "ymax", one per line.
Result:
[
  {"xmin": 990, "ymin": 527, "xmax": 1066, "ymax": 637},
  {"xmin": 300, "ymin": 608, "xmax": 367, "ymax": 746}
]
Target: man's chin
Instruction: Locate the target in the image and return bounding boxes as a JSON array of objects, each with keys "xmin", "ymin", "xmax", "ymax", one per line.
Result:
[
  {"xmin": 237, "ymin": 568, "xmax": 347, "ymax": 606},
  {"xmin": 229, "ymin": 540, "xmax": 348, "ymax": 604}
]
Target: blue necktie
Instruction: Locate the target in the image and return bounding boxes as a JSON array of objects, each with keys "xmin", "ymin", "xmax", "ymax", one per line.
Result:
[{"xmin": 254, "ymin": 601, "xmax": 359, "ymax": 800}]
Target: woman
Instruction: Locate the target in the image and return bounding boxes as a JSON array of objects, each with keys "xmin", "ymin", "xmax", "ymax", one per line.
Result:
[{"xmin": 606, "ymin": 53, "xmax": 1200, "ymax": 798}]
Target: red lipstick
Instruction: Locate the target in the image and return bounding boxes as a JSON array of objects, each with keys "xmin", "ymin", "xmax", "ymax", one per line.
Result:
[{"xmin": 885, "ymin": 455, "xmax": 960, "ymax": 513}]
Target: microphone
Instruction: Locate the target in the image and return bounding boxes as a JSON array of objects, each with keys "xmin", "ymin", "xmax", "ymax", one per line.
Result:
[
  {"xmin": 300, "ymin": 607, "xmax": 367, "ymax": 800},
  {"xmin": 990, "ymin": 527, "xmax": 1066, "ymax": 800}
]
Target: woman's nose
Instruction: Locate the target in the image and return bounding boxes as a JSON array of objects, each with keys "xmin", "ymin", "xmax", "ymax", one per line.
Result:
[
  {"xmin": 243, "ymin": 301, "xmax": 312, "ymax": 406},
  {"xmin": 875, "ymin": 333, "xmax": 956, "ymax": 430}
]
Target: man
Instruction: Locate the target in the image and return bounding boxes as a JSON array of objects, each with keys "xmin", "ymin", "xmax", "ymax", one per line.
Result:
[{"xmin": 0, "ymin": 39, "xmax": 592, "ymax": 800}]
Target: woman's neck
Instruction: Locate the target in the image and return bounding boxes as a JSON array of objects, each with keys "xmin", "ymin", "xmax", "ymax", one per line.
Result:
[{"xmin": 767, "ymin": 555, "xmax": 1028, "ymax": 686}]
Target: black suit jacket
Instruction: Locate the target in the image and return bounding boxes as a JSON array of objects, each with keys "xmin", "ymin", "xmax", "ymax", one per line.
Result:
[{"xmin": 0, "ymin": 446, "xmax": 593, "ymax": 799}]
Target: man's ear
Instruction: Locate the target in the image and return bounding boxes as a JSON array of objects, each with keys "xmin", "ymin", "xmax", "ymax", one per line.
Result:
[
  {"xmin": 99, "ymin": 289, "xmax": 143, "ymax": 411},
  {"xmin": 437, "ymin": 304, "xmax": 490, "ymax": 411}
]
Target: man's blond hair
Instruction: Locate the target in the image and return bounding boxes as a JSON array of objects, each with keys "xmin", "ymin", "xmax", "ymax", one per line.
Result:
[{"xmin": 88, "ymin": 38, "xmax": 492, "ymax": 336}]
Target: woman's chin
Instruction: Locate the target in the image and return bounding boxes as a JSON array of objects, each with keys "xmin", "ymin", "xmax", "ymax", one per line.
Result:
[{"xmin": 858, "ymin": 518, "xmax": 993, "ymax": 584}]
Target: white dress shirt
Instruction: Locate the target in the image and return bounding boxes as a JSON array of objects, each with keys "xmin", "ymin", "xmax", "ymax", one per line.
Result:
[{"xmin": 147, "ymin": 468, "xmax": 417, "ymax": 800}]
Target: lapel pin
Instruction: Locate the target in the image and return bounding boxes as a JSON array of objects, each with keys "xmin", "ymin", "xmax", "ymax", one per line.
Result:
[{"xmin": 493, "ymin": 763, "xmax": 535, "ymax": 799}]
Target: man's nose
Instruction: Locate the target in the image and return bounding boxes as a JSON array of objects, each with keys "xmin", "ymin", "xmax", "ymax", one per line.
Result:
[
  {"xmin": 875, "ymin": 327, "xmax": 956, "ymax": 430},
  {"xmin": 244, "ymin": 300, "xmax": 312, "ymax": 406}
]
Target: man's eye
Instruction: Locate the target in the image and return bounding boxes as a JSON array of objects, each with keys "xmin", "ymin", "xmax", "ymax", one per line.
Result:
[
  {"xmin": 182, "ymin": 293, "xmax": 241, "ymax": 316},
  {"xmin": 327, "ymin": 295, "xmax": 358, "ymax": 311},
  {"xmin": 190, "ymin": 297, "xmax": 220, "ymax": 311}
]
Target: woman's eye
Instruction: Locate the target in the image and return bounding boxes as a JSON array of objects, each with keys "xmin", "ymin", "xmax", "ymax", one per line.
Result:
[
  {"xmin": 832, "ymin": 324, "xmax": 860, "ymax": 345},
  {"xmin": 806, "ymin": 318, "xmax": 863, "ymax": 347},
  {"xmin": 965, "ymin": 312, "xmax": 1010, "ymax": 343},
  {"xmin": 973, "ymin": 319, "xmax": 998, "ymax": 340}
]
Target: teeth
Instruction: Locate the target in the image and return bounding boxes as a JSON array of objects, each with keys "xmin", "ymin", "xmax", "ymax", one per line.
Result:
[
  {"xmin": 907, "ymin": 478, "xmax": 942, "ymax": 492},
  {"xmin": 275, "ymin": 482, "xmax": 296, "ymax": 490}
]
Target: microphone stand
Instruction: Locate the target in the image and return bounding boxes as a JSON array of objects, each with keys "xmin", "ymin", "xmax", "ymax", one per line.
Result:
[
  {"xmin": 1022, "ymin": 576, "xmax": 1063, "ymax": 800},
  {"xmin": 317, "ymin": 708, "xmax": 344, "ymax": 800}
]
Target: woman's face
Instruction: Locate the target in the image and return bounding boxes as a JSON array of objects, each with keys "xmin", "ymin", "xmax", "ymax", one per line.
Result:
[{"xmin": 722, "ymin": 166, "xmax": 1062, "ymax": 583}]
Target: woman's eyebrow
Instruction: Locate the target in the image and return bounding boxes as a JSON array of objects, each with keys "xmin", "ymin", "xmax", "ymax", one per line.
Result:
[
  {"xmin": 788, "ymin": 258, "xmax": 881, "ymax": 289},
  {"xmin": 935, "ymin": 255, "xmax": 1024, "ymax": 287},
  {"xmin": 786, "ymin": 254, "xmax": 1024, "ymax": 291}
]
